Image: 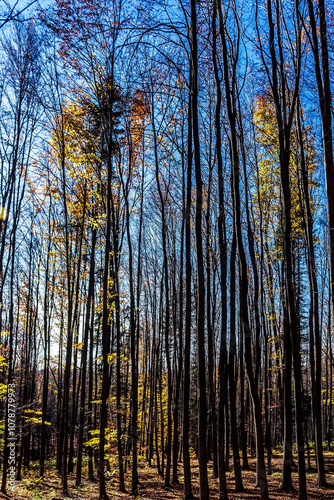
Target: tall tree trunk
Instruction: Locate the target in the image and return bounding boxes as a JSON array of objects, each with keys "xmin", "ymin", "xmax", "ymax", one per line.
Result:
[
  {"xmin": 264, "ymin": 0, "xmax": 306, "ymax": 495},
  {"xmin": 122, "ymin": 147, "xmax": 139, "ymax": 495},
  {"xmin": 218, "ymin": 0, "xmax": 268, "ymax": 497},
  {"xmin": 40, "ymin": 205, "xmax": 54, "ymax": 477},
  {"xmin": 60, "ymin": 133, "xmax": 74, "ymax": 497},
  {"xmin": 99, "ymin": 155, "xmax": 113, "ymax": 500},
  {"xmin": 212, "ymin": 3, "xmax": 228, "ymax": 496},
  {"xmin": 206, "ymin": 159, "xmax": 218, "ymax": 479},
  {"xmin": 173, "ymin": 133, "xmax": 185, "ymax": 483},
  {"xmin": 281, "ymin": 307, "xmax": 293, "ymax": 491},
  {"xmin": 76, "ymin": 226, "xmax": 96, "ymax": 486},
  {"xmin": 183, "ymin": 70, "xmax": 194, "ymax": 500},
  {"xmin": 297, "ymin": 102, "xmax": 326, "ymax": 485},
  {"xmin": 307, "ymin": 0, "xmax": 334, "ymax": 398},
  {"xmin": 229, "ymin": 226, "xmax": 243, "ymax": 492},
  {"xmin": 190, "ymin": 0, "xmax": 209, "ymax": 497},
  {"xmin": 151, "ymin": 91, "xmax": 173, "ymax": 489}
]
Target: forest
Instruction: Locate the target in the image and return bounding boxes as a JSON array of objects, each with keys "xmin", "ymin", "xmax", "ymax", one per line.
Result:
[{"xmin": 1, "ymin": 0, "xmax": 334, "ymax": 499}]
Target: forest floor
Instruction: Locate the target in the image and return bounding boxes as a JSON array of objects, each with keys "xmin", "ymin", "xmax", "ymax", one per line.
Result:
[{"xmin": 1, "ymin": 449, "xmax": 334, "ymax": 500}]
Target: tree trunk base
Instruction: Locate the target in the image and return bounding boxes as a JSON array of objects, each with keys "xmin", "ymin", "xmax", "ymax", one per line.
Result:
[{"xmin": 279, "ymin": 483, "xmax": 295, "ymax": 492}]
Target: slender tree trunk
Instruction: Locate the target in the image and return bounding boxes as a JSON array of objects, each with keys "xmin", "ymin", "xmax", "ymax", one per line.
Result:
[
  {"xmin": 173, "ymin": 134, "xmax": 185, "ymax": 483},
  {"xmin": 76, "ymin": 227, "xmax": 96, "ymax": 486},
  {"xmin": 99, "ymin": 156, "xmax": 113, "ymax": 500},
  {"xmin": 151, "ymin": 92, "xmax": 172, "ymax": 489},
  {"xmin": 239, "ymin": 319, "xmax": 249, "ymax": 470},
  {"xmin": 297, "ymin": 103, "xmax": 326, "ymax": 485},
  {"xmin": 191, "ymin": 0, "xmax": 209, "ymax": 497},
  {"xmin": 206, "ymin": 160, "xmax": 218, "ymax": 480},
  {"xmin": 281, "ymin": 308, "xmax": 293, "ymax": 491},
  {"xmin": 40, "ymin": 206, "xmax": 54, "ymax": 477},
  {"xmin": 229, "ymin": 226, "xmax": 243, "ymax": 492},
  {"xmin": 183, "ymin": 71, "xmax": 194, "ymax": 500},
  {"xmin": 264, "ymin": 0, "xmax": 306, "ymax": 495},
  {"xmin": 60, "ymin": 135, "xmax": 74, "ymax": 498},
  {"xmin": 218, "ymin": 0, "xmax": 268, "ymax": 496},
  {"xmin": 122, "ymin": 147, "xmax": 139, "ymax": 495},
  {"xmin": 307, "ymin": 0, "xmax": 334, "ymax": 389},
  {"xmin": 212, "ymin": 3, "xmax": 228, "ymax": 496},
  {"xmin": 87, "ymin": 289, "xmax": 95, "ymax": 481},
  {"xmin": 1, "ymin": 226, "xmax": 16, "ymax": 494}
]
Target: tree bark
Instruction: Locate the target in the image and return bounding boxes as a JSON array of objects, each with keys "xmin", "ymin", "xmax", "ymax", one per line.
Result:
[{"xmin": 190, "ymin": 0, "xmax": 209, "ymax": 497}]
